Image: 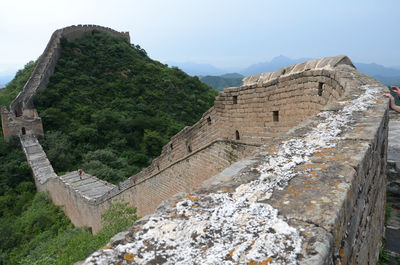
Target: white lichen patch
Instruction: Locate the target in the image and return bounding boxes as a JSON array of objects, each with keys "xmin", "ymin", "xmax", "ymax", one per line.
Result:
[{"xmin": 83, "ymin": 85, "xmax": 382, "ymax": 265}]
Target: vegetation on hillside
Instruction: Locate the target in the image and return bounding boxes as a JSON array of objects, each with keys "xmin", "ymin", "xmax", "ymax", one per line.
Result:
[
  {"xmin": 35, "ymin": 31, "xmax": 217, "ymax": 183},
  {"xmin": 0, "ymin": 31, "xmax": 217, "ymax": 263},
  {"xmin": 0, "ymin": 61, "xmax": 36, "ymax": 107},
  {"xmin": 0, "ymin": 73, "xmax": 138, "ymax": 264},
  {"xmin": 200, "ymin": 73, "xmax": 243, "ymax": 91}
]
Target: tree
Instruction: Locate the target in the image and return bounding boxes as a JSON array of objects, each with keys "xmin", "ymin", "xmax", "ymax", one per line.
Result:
[{"xmin": 101, "ymin": 199, "xmax": 138, "ymax": 235}]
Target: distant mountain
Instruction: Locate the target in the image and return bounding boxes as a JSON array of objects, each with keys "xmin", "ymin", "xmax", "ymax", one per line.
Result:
[
  {"xmin": 372, "ymin": 75, "xmax": 400, "ymax": 87},
  {"xmin": 200, "ymin": 73, "xmax": 244, "ymax": 91},
  {"xmin": 352, "ymin": 63, "xmax": 400, "ymax": 86},
  {"xmin": 220, "ymin": 73, "xmax": 244, "ymax": 79},
  {"xmin": 354, "ymin": 63, "xmax": 400, "ymax": 77},
  {"xmin": 240, "ymin": 55, "xmax": 312, "ymax": 76},
  {"xmin": 165, "ymin": 61, "xmax": 226, "ymax": 76},
  {"xmin": 169, "ymin": 56, "xmax": 400, "ymax": 87}
]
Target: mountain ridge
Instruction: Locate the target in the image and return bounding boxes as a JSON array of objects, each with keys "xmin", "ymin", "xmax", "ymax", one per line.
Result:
[{"xmin": 171, "ymin": 55, "xmax": 400, "ymax": 88}]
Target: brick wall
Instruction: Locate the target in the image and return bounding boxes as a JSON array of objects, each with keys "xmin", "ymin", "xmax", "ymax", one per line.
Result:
[
  {"xmin": 131, "ymin": 69, "xmax": 345, "ymax": 185},
  {"xmin": 7, "ymin": 25, "xmax": 129, "ymax": 118},
  {"xmin": 2, "ymin": 25, "xmax": 130, "ymax": 140},
  {"xmin": 121, "ymin": 141, "xmax": 258, "ymax": 217},
  {"xmin": 83, "ymin": 62, "xmax": 389, "ymax": 265}
]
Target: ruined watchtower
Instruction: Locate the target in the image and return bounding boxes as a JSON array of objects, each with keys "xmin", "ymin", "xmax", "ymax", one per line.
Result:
[{"xmin": 1, "ymin": 106, "xmax": 44, "ymax": 139}]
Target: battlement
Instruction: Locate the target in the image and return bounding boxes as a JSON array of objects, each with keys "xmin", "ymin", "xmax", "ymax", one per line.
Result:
[{"xmin": 242, "ymin": 55, "xmax": 355, "ymax": 86}]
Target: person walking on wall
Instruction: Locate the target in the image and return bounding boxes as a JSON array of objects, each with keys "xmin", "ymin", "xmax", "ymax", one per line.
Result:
[
  {"xmin": 78, "ymin": 169, "xmax": 83, "ymax": 179},
  {"xmin": 384, "ymin": 86, "xmax": 400, "ymax": 113}
]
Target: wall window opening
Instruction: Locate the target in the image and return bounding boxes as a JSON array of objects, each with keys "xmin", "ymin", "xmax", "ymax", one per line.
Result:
[
  {"xmin": 207, "ymin": 117, "xmax": 212, "ymax": 125},
  {"xmin": 318, "ymin": 82, "xmax": 323, "ymax": 96},
  {"xmin": 273, "ymin": 111, "xmax": 279, "ymax": 122},
  {"xmin": 21, "ymin": 127, "xmax": 26, "ymax": 135},
  {"xmin": 233, "ymin": 96, "xmax": 238, "ymax": 104},
  {"xmin": 235, "ymin": 130, "xmax": 240, "ymax": 140}
]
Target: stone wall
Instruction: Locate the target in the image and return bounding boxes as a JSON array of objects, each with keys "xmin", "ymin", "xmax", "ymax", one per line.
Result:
[
  {"xmin": 130, "ymin": 56, "xmax": 350, "ymax": 186},
  {"xmin": 19, "ymin": 135, "xmax": 116, "ymax": 233},
  {"xmin": 1, "ymin": 25, "xmax": 129, "ymax": 141},
  {"xmin": 10, "ymin": 50, "xmax": 371, "ymax": 235},
  {"xmin": 1, "ymin": 106, "xmax": 44, "ymax": 140},
  {"xmin": 1, "ymin": 25, "xmax": 389, "ymax": 263},
  {"xmin": 10, "ymin": 24, "xmax": 129, "ymax": 115},
  {"xmin": 83, "ymin": 65, "xmax": 388, "ymax": 265},
  {"xmin": 120, "ymin": 141, "xmax": 258, "ymax": 217}
]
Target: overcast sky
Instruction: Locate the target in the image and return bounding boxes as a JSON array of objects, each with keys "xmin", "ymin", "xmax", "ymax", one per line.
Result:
[{"xmin": 1, "ymin": 0, "xmax": 399, "ymax": 73}]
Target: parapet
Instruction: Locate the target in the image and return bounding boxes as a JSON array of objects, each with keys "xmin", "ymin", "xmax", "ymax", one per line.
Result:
[
  {"xmin": 242, "ymin": 55, "xmax": 355, "ymax": 86},
  {"xmin": 61, "ymin": 25, "xmax": 130, "ymax": 43}
]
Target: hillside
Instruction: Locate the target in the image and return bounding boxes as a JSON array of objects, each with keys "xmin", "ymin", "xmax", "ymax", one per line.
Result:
[
  {"xmin": 0, "ymin": 61, "xmax": 36, "ymax": 107},
  {"xmin": 34, "ymin": 31, "xmax": 217, "ymax": 183},
  {"xmin": 200, "ymin": 73, "xmax": 243, "ymax": 91},
  {"xmin": 0, "ymin": 63, "xmax": 125, "ymax": 264},
  {"xmin": 0, "ymin": 30, "xmax": 217, "ymax": 264}
]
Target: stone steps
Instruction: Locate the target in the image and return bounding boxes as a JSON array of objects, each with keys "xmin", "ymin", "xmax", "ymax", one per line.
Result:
[
  {"xmin": 20, "ymin": 135, "xmax": 116, "ymax": 201},
  {"xmin": 59, "ymin": 171, "xmax": 116, "ymax": 201}
]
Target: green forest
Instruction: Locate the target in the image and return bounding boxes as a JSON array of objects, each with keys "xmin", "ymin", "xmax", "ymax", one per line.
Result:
[
  {"xmin": 0, "ymin": 31, "xmax": 217, "ymax": 264},
  {"xmin": 35, "ymin": 31, "xmax": 217, "ymax": 183}
]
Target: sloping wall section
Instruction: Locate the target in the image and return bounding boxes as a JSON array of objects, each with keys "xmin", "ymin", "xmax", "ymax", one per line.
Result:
[{"xmin": 1, "ymin": 25, "xmax": 129, "ymax": 139}]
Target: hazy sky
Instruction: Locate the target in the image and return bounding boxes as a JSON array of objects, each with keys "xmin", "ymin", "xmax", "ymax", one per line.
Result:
[{"xmin": 1, "ymin": 0, "xmax": 399, "ymax": 72}]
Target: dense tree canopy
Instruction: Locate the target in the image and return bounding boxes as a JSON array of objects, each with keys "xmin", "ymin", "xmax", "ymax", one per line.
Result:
[{"xmin": 35, "ymin": 31, "xmax": 217, "ymax": 182}]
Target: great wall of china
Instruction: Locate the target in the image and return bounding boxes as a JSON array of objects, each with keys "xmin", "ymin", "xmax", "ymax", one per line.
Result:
[{"xmin": 0, "ymin": 25, "xmax": 390, "ymax": 264}]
